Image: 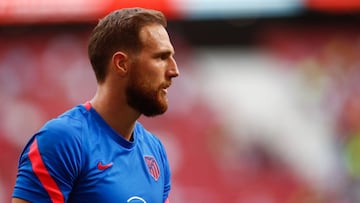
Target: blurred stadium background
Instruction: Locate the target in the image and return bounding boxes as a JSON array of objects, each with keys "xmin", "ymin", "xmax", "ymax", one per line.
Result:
[{"xmin": 1, "ymin": 0, "xmax": 360, "ymax": 202}]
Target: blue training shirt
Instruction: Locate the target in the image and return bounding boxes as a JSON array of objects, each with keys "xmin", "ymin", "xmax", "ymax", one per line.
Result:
[{"xmin": 13, "ymin": 103, "xmax": 171, "ymax": 203}]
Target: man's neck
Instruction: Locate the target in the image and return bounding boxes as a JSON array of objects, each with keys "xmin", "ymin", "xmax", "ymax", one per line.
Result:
[{"xmin": 90, "ymin": 94, "xmax": 140, "ymax": 141}]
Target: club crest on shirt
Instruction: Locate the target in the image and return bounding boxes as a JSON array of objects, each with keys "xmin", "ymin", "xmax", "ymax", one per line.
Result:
[{"xmin": 144, "ymin": 155, "xmax": 160, "ymax": 181}]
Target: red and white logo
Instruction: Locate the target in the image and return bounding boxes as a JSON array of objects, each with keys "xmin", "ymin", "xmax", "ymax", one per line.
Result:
[{"xmin": 144, "ymin": 156, "xmax": 160, "ymax": 181}]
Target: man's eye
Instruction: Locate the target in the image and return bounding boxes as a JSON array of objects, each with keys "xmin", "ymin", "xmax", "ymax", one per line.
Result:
[{"xmin": 160, "ymin": 54, "xmax": 168, "ymax": 60}]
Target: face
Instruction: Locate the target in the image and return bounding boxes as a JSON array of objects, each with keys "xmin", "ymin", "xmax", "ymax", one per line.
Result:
[{"xmin": 126, "ymin": 24, "xmax": 179, "ymax": 117}]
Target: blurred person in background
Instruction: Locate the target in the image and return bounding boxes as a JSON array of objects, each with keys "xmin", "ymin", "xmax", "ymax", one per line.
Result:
[{"xmin": 12, "ymin": 7, "xmax": 179, "ymax": 203}]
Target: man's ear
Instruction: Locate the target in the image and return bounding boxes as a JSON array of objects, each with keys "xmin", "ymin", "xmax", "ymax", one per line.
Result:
[{"xmin": 112, "ymin": 51, "xmax": 129, "ymax": 76}]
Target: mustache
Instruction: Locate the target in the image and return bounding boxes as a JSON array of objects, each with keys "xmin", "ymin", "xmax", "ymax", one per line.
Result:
[{"xmin": 160, "ymin": 81, "xmax": 172, "ymax": 89}]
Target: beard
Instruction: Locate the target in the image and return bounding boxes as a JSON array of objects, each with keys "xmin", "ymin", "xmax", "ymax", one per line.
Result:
[{"xmin": 126, "ymin": 72, "xmax": 168, "ymax": 117}]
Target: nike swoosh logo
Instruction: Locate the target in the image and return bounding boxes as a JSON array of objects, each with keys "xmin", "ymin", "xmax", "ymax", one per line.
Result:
[{"xmin": 97, "ymin": 161, "xmax": 113, "ymax": 170}]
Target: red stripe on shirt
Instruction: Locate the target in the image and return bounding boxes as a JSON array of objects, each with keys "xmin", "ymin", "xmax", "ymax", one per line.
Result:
[{"xmin": 29, "ymin": 138, "xmax": 65, "ymax": 203}]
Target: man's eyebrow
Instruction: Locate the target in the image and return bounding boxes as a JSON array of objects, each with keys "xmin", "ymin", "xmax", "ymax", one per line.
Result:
[{"xmin": 153, "ymin": 50, "xmax": 175, "ymax": 57}]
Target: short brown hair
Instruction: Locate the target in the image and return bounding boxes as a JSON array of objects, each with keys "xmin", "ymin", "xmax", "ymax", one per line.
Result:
[{"xmin": 88, "ymin": 8, "xmax": 167, "ymax": 83}]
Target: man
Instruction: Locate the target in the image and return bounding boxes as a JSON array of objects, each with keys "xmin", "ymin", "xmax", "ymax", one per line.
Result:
[{"xmin": 12, "ymin": 7, "xmax": 179, "ymax": 203}]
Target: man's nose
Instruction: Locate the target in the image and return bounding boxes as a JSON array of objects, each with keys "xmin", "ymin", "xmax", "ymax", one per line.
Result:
[{"xmin": 168, "ymin": 57, "xmax": 179, "ymax": 78}]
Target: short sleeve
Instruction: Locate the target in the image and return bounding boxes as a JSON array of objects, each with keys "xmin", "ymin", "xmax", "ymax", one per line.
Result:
[{"xmin": 12, "ymin": 118, "xmax": 83, "ymax": 203}]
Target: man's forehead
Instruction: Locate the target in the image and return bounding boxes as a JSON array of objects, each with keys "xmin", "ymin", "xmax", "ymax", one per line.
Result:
[{"xmin": 139, "ymin": 24, "xmax": 174, "ymax": 51}]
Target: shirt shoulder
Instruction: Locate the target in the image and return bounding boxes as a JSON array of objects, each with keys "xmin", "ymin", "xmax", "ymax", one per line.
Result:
[
  {"xmin": 134, "ymin": 122, "xmax": 162, "ymax": 145},
  {"xmin": 44, "ymin": 104, "xmax": 88, "ymax": 131}
]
